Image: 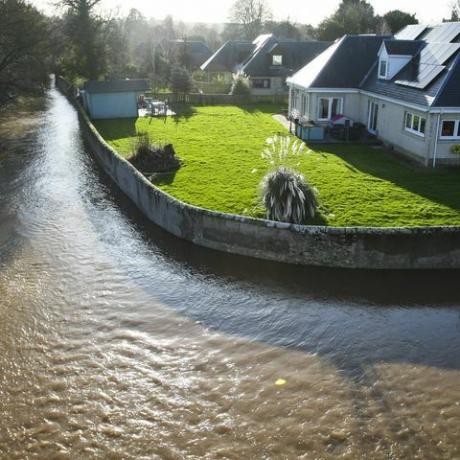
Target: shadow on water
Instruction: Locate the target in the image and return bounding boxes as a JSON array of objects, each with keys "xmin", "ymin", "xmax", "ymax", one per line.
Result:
[
  {"xmin": 5, "ymin": 88, "xmax": 460, "ymax": 383},
  {"xmin": 83, "ymin": 154, "xmax": 460, "ymax": 378}
]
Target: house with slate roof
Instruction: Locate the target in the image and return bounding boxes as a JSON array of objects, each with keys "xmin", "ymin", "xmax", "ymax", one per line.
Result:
[
  {"xmin": 201, "ymin": 34, "xmax": 331, "ymax": 95},
  {"xmin": 287, "ymin": 22, "xmax": 460, "ymax": 166}
]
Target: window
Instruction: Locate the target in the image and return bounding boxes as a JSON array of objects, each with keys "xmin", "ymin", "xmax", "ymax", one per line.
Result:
[
  {"xmin": 252, "ymin": 78, "xmax": 271, "ymax": 89},
  {"xmin": 318, "ymin": 97, "xmax": 343, "ymax": 120},
  {"xmin": 404, "ymin": 112, "xmax": 426, "ymax": 137},
  {"xmin": 272, "ymin": 55, "xmax": 283, "ymax": 66},
  {"xmin": 440, "ymin": 120, "xmax": 460, "ymax": 139},
  {"xmin": 379, "ymin": 60, "xmax": 387, "ymax": 79}
]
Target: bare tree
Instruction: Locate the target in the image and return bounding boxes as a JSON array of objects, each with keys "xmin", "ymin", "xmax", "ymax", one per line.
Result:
[
  {"xmin": 446, "ymin": 0, "xmax": 460, "ymax": 21},
  {"xmin": 229, "ymin": 0, "xmax": 272, "ymax": 41}
]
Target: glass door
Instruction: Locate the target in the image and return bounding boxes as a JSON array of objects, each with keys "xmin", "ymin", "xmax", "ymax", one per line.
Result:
[{"xmin": 368, "ymin": 101, "xmax": 379, "ymax": 134}]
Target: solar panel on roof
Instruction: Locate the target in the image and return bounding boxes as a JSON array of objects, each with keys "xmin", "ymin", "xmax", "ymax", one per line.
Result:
[
  {"xmin": 395, "ymin": 24, "xmax": 428, "ymax": 40},
  {"xmin": 418, "ymin": 42, "xmax": 460, "ymax": 65},
  {"xmin": 423, "ymin": 22, "xmax": 460, "ymax": 43},
  {"xmin": 395, "ymin": 64, "xmax": 446, "ymax": 89}
]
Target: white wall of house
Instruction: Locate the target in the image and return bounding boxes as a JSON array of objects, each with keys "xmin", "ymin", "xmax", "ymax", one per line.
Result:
[
  {"xmin": 360, "ymin": 96, "xmax": 432, "ymax": 163},
  {"xmin": 288, "ymin": 84, "xmax": 460, "ymax": 166},
  {"xmin": 432, "ymin": 114, "xmax": 460, "ymax": 164}
]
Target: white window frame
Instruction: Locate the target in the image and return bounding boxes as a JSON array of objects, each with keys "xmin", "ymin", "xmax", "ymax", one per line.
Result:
[
  {"xmin": 317, "ymin": 97, "xmax": 343, "ymax": 121},
  {"xmin": 404, "ymin": 112, "xmax": 426, "ymax": 138},
  {"xmin": 439, "ymin": 120, "xmax": 460, "ymax": 140},
  {"xmin": 379, "ymin": 59, "xmax": 388, "ymax": 79},
  {"xmin": 272, "ymin": 55, "xmax": 283, "ymax": 66}
]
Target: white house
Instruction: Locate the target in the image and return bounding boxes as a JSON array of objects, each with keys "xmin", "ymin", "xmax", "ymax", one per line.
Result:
[{"xmin": 287, "ymin": 23, "xmax": 460, "ymax": 166}]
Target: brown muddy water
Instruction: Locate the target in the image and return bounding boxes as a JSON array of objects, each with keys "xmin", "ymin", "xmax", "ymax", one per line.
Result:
[{"xmin": 1, "ymin": 86, "xmax": 460, "ymax": 460}]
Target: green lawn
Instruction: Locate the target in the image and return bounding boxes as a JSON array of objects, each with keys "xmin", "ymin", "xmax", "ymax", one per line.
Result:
[{"xmin": 94, "ymin": 105, "xmax": 460, "ymax": 227}]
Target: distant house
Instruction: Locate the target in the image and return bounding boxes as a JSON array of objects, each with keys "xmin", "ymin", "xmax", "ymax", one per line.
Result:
[
  {"xmin": 287, "ymin": 23, "xmax": 460, "ymax": 166},
  {"xmin": 201, "ymin": 34, "xmax": 331, "ymax": 95},
  {"xmin": 165, "ymin": 39, "xmax": 213, "ymax": 70},
  {"xmin": 82, "ymin": 79, "xmax": 150, "ymax": 120}
]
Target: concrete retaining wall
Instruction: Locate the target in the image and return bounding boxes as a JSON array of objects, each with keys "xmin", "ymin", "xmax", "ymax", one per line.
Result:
[{"xmin": 56, "ymin": 76, "xmax": 460, "ymax": 269}]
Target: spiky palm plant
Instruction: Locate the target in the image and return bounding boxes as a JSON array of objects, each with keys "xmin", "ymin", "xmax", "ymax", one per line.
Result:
[{"xmin": 260, "ymin": 167, "xmax": 317, "ymax": 224}]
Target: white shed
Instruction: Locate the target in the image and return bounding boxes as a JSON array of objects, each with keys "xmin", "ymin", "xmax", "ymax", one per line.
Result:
[{"xmin": 82, "ymin": 79, "xmax": 150, "ymax": 120}]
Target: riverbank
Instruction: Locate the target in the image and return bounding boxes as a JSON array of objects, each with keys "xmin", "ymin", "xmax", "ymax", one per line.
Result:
[{"xmin": 56, "ymin": 76, "xmax": 460, "ymax": 269}]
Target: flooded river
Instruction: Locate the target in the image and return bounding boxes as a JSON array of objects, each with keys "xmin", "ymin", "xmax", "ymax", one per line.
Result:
[{"xmin": 1, "ymin": 86, "xmax": 460, "ymax": 459}]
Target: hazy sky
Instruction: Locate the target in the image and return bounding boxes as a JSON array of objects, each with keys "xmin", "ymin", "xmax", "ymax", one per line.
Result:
[{"xmin": 31, "ymin": 0, "xmax": 453, "ymax": 26}]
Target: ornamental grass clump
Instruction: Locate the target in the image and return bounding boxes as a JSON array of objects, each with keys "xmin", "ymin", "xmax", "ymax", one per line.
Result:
[
  {"xmin": 258, "ymin": 135, "xmax": 318, "ymax": 224},
  {"xmin": 261, "ymin": 167, "xmax": 317, "ymax": 224}
]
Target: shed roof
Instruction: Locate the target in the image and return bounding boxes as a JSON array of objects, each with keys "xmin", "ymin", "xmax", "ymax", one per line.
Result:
[{"xmin": 83, "ymin": 79, "xmax": 150, "ymax": 94}]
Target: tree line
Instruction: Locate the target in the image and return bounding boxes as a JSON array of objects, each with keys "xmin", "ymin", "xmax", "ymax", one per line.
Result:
[{"xmin": 1, "ymin": 0, "xmax": 459, "ymax": 108}]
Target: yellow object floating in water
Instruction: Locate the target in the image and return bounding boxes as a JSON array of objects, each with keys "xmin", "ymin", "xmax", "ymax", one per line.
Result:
[{"xmin": 275, "ymin": 378, "xmax": 287, "ymax": 386}]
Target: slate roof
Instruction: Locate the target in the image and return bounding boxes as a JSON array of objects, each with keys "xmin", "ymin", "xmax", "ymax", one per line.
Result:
[
  {"xmin": 288, "ymin": 23, "xmax": 460, "ymax": 108},
  {"xmin": 362, "ymin": 41, "xmax": 460, "ymax": 107},
  {"xmin": 240, "ymin": 38, "xmax": 331, "ymax": 77},
  {"xmin": 432, "ymin": 54, "xmax": 460, "ymax": 106},
  {"xmin": 201, "ymin": 34, "xmax": 331, "ymax": 77},
  {"xmin": 201, "ymin": 41, "xmax": 254, "ymax": 72},
  {"xmin": 288, "ymin": 35, "xmax": 390, "ymax": 88},
  {"xmin": 168, "ymin": 40, "xmax": 212, "ymax": 67},
  {"xmin": 83, "ymin": 79, "xmax": 150, "ymax": 94},
  {"xmin": 384, "ymin": 40, "xmax": 423, "ymax": 56}
]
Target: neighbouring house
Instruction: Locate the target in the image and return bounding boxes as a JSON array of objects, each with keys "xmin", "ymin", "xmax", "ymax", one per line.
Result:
[
  {"xmin": 164, "ymin": 39, "xmax": 213, "ymax": 70},
  {"xmin": 201, "ymin": 34, "xmax": 331, "ymax": 95},
  {"xmin": 200, "ymin": 40, "xmax": 255, "ymax": 83},
  {"xmin": 81, "ymin": 79, "xmax": 150, "ymax": 120},
  {"xmin": 287, "ymin": 22, "xmax": 460, "ymax": 166}
]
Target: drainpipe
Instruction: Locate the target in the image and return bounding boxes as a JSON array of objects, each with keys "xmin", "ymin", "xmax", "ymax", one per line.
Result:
[{"xmin": 432, "ymin": 112, "xmax": 441, "ymax": 168}]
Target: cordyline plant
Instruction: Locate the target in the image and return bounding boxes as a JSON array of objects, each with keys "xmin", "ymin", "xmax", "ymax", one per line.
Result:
[{"xmin": 256, "ymin": 135, "xmax": 318, "ymax": 224}]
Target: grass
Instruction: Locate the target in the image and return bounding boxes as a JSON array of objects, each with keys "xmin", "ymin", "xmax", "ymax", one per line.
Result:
[{"xmin": 94, "ymin": 105, "xmax": 460, "ymax": 227}]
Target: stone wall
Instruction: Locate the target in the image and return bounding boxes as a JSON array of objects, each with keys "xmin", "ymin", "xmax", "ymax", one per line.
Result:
[{"xmin": 56, "ymin": 76, "xmax": 460, "ymax": 269}]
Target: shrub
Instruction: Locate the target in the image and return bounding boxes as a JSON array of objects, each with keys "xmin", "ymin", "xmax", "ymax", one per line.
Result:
[
  {"xmin": 129, "ymin": 132, "xmax": 180, "ymax": 173},
  {"xmin": 451, "ymin": 145, "xmax": 460, "ymax": 154},
  {"xmin": 260, "ymin": 167, "xmax": 318, "ymax": 224},
  {"xmin": 230, "ymin": 75, "xmax": 251, "ymax": 96}
]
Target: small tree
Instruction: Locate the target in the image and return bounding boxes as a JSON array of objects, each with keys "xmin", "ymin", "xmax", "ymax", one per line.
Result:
[
  {"xmin": 382, "ymin": 10, "xmax": 418, "ymax": 34},
  {"xmin": 170, "ymin": 65, "xmax": 193, "ymax": 100},
  {"xmin": 230, "ymin": 75, "xmax": 250, "ymax": 95}
]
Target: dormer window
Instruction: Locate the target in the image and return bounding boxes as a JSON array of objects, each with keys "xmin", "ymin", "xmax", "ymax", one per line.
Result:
[
  {"xmin": 272, "ymin": 55, "xmax": 283, "ymax": 66},
  {"xmin": 379, "ymin": 59, "xmax": 388, "ymax": 79}
]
